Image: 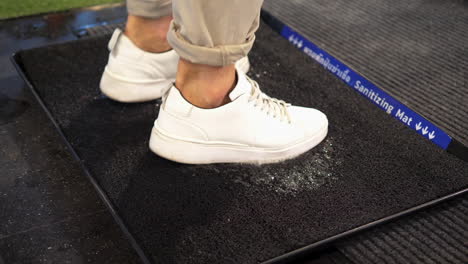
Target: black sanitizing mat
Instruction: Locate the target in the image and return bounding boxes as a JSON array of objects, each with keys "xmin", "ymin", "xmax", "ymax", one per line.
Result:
[
  {"xmin": 263, "ymin": 0, "xmax": 468, "ymax": 150},
  {"xmin": 14, "ymin": 23, "xmax": 468, "ymax": 263}
]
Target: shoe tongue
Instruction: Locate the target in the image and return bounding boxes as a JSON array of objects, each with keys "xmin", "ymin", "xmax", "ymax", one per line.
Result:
[{"xmin": 229, "ymin": 69, "xmax": 252, "ymax": 101}]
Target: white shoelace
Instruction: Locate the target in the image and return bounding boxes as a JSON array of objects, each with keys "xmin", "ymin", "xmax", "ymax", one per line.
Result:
[
  {"xmin": 162, "ymin": 78, "xmax": 292, "ymax": 123},
  {"xmin": 247, "ymin": 77, "xmax": 292, "ymax": 123}
]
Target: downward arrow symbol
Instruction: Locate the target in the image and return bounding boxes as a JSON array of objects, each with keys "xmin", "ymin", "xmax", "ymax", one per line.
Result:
[
  {"xmin": 428, "ymin": 131, "xmax": 436, "ymax": 140},
  {"xmin": 421, "ymin": 127, "xmax": 429, "ymax": 135},
  {"xmin": 289, "ymin": 35, "xmax": 294, "ymax": 42},
  {"xmin": 415, "ymin": 122, "xmax": 422, "ymax": 130},
  {"xmin": 297, "ymin": 40, "xmax": 303, "ymax": 48}
]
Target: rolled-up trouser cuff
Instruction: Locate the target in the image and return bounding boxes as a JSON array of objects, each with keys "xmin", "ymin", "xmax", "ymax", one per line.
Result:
[
  {"xmin": 167, "ymin": 22, "xmax": 256, "ymax": 67},
  {"xmin": 126, "ymin": 0, "xmax": 172, "ymax": 18}
]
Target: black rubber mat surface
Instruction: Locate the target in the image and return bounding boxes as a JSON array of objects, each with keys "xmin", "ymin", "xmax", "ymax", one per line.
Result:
[
  {"xmin": 83, "ymin": 22, "xmax": 124, "ymax": 38},
  {"xmin": 337, "ymin": 193, "xmax": 468, "ymax": 264},
  {"xmin": 15, "ymin": 24, "xmax": 468, "ymax": 263},
  {"xmin": 263, "ymin": 0, "xmax": 468, "ymax": 148}
]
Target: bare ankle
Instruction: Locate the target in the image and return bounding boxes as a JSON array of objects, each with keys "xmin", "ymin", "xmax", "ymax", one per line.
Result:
[
  {"xmin": 125, "ymin": 15, "xmax": 172, "ymax": 53},
  {"xmin": 175, "ymin": 59, "xmax": 237, "ymax": 109}
]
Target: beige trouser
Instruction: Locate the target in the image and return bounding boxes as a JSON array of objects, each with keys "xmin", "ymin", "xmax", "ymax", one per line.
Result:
[{"xmin": 126, "ymin": 0, "xmax": 263, "ymax": 66}]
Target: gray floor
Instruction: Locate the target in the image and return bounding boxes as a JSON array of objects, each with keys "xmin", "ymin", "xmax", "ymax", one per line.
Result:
[
  {"xmin": 1, "ymin": 5, "xmax": 343, "ymax": 264},
  {"xmin": 1, "ymin": 3, "xmax": 467, "ymax": 264},
  {"xmin": 337, "ymin": 194, "xmax": 468, "ymax": 263},
  {"xmin": 261, "ymin": 1, "xmax": 468, "ymax": 262},
  {"xmin": 0, "ymin": 5, "xmax": 141, "ymax": 264},
  {"xmin": 263, "ymin": 0, "xmax": 468, "ymax": 148}
]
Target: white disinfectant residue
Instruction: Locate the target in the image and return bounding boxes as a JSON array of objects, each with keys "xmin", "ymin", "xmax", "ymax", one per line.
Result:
[{"xmin": 228, "ymin": 137, "xmax": 341, "ymax": 195}]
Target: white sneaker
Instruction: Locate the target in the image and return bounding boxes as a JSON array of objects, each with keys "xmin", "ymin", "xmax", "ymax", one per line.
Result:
[
  {"xmin": 149, "ymin": 69, "xmax": 328, "ymax": 164},
  {"xmin": 100, "ymin": 29, "xmax": 250, "ymax": 103}
]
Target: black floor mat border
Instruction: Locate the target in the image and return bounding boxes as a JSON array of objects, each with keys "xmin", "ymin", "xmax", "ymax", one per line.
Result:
[
  {"xmin": 337, "ymin": 193, "xmax": 468, "ymax": 264},
  {"xmin": 10, "ymin": 55, "xmax": 152, "ymax": 264},
  {"xmin": 263, "ymin": 189, "xmax": 468, "ymax": 264},
  {"xmin": 260, "ymin": 10, "xmax": 468, "ymax": 163},
  {"xmin": 10, "ymin": 20, "xmax": 468, "ymax": 263}
]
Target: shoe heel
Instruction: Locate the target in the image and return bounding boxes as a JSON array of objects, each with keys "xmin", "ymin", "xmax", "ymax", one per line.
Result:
[
  {"xmin": 149, "ymin": 127, "xmax": 211, "ymax": 164},
  {"xmin": 100, "ymin": 69, "xmax": 170, "ymax": 103}
]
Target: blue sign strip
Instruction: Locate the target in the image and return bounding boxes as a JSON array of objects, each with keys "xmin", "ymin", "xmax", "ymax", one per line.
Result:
[{"xmin": 280, "ymin": 25, "xmax": 452, "ymax": 149}]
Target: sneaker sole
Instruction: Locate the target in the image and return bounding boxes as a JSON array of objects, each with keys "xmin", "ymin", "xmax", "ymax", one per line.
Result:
[
  {"xmin": 100, "ymin": 68, "xmax": 172, "ymax": 103},
  {"xmin": 149, "ymin": 124, "xmax": 328, "ymax": 165}
]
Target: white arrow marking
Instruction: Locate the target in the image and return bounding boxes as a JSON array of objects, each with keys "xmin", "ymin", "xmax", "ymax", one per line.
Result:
[
  {"xmin": 421, "ymin": 127, "xmax": 429, "ymax": 135},
  {"xmin": 297, "ymin": 40, "xmax": 303, "ymax": 48},
  {"xmin": 428, "ymin": 131, "xmax": 436, "ymax": 140},
  {"xmin": 415, "ymin": 122, "xmax": 422, "ymax": 130},
  {"xmin": 289, "ymin": 35, "xmax": 294, "ymax": 42}
]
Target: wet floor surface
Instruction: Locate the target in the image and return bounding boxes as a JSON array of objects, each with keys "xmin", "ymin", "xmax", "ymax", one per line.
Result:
[
  {"xmin": 0, "ymin": 5, "xmax": 142, "ymax": 264},
  {"xmin": 5, "ymin": 4, "xmax": 465, "ymax": 264},
  {"xmin": 0, "ymin": 5, "xmax": 348, "ymax": 264}
]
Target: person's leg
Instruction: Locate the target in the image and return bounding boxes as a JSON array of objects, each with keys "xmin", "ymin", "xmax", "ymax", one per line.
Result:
[
  {"xmin": 168, "ymin": 0, "xmax": 262, "ymax": 108},
  {"xmin": 99, "ymin": 0, "xmax": 179, "ymax": 102},
  {"xmin": 151, "ymin": 0, "xmax": 328, "ymax": 164},
  {"xmin": 100, "ymin": 0, "xmax": 251, "ymax": 103},
  {"xmin": 125, "ymin": 0, "xmax": 172, "ymax": 53}
]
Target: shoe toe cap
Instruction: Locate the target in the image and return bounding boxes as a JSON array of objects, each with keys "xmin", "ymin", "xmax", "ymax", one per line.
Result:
[{"xmin": 289, "ymin": 106, "xmax": 328, "ymax": 137}]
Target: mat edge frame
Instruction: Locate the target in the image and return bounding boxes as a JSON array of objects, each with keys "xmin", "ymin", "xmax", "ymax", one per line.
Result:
[
  {"xmin": 259, "ymin": 9, "xmax": 468, "ymax": 263},
  {"xmin": 10, "ymin": 37, "xmax": 468, "ymax": 264},
  {"xmin": 260, "ymin": 10, "xmax": 468, "ymax": 163},
  {"xmin": 10, "ymin": 53, "xmax": 152, "ymax": 264},
  {"xmin": 260, "ymin": 188, "xmax": 468, "ymax": 264}
]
